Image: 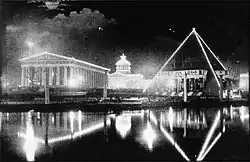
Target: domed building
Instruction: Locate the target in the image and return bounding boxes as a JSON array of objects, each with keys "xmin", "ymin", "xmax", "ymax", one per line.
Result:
[{"xmin": 108, "ymin": 54, "xmax": 144, "ymax": 89}]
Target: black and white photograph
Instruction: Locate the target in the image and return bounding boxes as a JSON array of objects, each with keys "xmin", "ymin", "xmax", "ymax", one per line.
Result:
[{"xmin": 0, "ymin": 0, "xmax": 249, "ymax": 161}]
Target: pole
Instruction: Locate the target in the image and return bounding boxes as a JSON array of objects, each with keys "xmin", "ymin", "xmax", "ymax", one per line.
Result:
[
  {"xmin": 184, "ymin": 72, "xmax": 187, "ymax": 102},
  {"xmin": 103, "ymin": 71, "xmax": 108, "ymax": 99},
  {"xmin": 219, "ymin": 75, "xmax": 223, "ymax": 101},
  {"xmin": 45, "ymin": 68, "xmax": 50, "ymax": 104}
]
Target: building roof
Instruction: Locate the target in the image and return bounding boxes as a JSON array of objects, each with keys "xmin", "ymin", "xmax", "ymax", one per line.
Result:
[
  {"xmin": 19, "ymin": 51, "xmax": 110, "ymax": 71},
  {"xmin": 115, "ymin": 54, "xmax": 131, "ymax": 66},
  {"xmin": 109, "ymin": 71, "xmax": 143, "ymax": 77}
]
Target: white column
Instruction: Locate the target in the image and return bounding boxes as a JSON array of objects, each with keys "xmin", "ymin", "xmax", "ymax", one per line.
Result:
[
  {"xmin": 49, "ymin": 67, "xmax": 53, "ymax": 85},
  {"xmin": 21, "ymin": 67, "xmax": 25, "ymax": 86},
  {"xmin": 91, "ymin": 71, "xmax": 94, "ymax": 88},
  {"xmin": 86, "ymin": 70, "xmax": 89, "ymax": 87},
  {"xmin": 184, "ymin": 73, "xmax": 187, "ymax": 102},
  {"xmin": 70, "ymin": 67, "xmax": 73, "ymax": 80},
  {"xmin": 64, "ymin": 66, "xmax": 68, "ymax": 86},
  {"xmin": 56, "ymin": 113, "xmax": 60, "ymax": 129},
  {"xmin": 56, "ymin": 67, "xmax": 60, "ymax": 85},
  {"xmin": 103, "ymin": 71, "xmax": 108, "ymax": 99},
  {"xmin": 64, "ymin": 115, "xmax": 67, "ymax": 130},
  {"xmin": 42, "ymin": 67, "xmax": 45, "ymax": 86}
]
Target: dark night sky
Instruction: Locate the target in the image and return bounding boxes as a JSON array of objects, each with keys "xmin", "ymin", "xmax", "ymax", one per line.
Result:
[{"xmin": 3, "ymin": 1, "xmax": 249, "ymax": 62}]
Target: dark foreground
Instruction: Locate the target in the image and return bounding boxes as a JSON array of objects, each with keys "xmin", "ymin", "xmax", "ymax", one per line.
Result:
[{"xmin": 0, "ymin": 105, "xmax": 249, "ymax": 161}]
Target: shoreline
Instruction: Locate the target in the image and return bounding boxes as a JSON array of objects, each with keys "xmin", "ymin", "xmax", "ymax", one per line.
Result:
[{"xmin": 0, "ymin": 99, "xmax": 248, "ymax": 112}]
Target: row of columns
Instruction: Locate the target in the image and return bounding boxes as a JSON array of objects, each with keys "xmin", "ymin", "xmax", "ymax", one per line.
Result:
[{"xmin": 21, "ymin": 66, "xmax": 108, "ymax": 89}]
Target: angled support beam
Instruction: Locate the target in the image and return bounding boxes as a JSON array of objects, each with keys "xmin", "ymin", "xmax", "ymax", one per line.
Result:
[
  {"xmin": 194, "ymin": 31, "xmax": 221, "ymax": 88},
  {"xmin": 196, "ymin": 33, "xmax": 227, "ymax": 71},
  {"xmin": 143, "ymin": 29, "xmax": 195, "ymax": 93}
]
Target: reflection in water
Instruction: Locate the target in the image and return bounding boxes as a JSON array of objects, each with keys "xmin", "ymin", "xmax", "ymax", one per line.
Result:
[
  {"xmin": 160, "ymin": 108, "xmax": 207, "ymax": 130},
  {"xmin": 199, "ymin": 132, "xmax": 222, "ymax": 161},
  {"xmin": 197, "ymin": 110, "xmax": 221, "ymax": 161},
  {"xmin": 69, "ymin": 111, "xmax": 75, "ymax": 133},
  {"xmin": 239, "ymin": 106, "xmax": 249, "ymax": 122},
  {"xmin": 143, "ymin": 121, "xmax": 156, "ymax": 151},
  {"xmin": 115, "ymin": 115, "xmax": 131, "ymax": 138},
  {"xmin": 168, "ymin": 107, "xmax": 174, "ymax": 131},
  {"xmin": 1, "ymin": 106, "xmax": 248, "ymax": 161},
  {"xmin": 78, "ymin": 110, "xmax": 82, "ymax": 131},
  {"xmin": 0, "ymin": 112, "xmax": 2, "ymax": 131},
  {"xmin": 23, "ymin": 111, "xmax": 37, "ymax": 162},
  {"xmin": 156, "ymin": 110, "xmax": 190, "ymax": 161},
  {"xmin": 6, "ymin": 112, "xmax": 9, "ymax": 121}
]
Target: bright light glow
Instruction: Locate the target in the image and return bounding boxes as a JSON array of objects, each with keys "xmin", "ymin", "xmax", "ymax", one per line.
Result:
[
  {"xmin": 18, "ymin": 132, "xmax": 45, "ymax": 144},
  {"xmin": 143, "ymin": 122, "xmax": 157, "ymax": 151},
  {"xmin": 106, "ymin": 118, "xmax": 111, "ymax": 126},
  {"xmin": 52, "ymin": 115, "xmax": 55, "ymax": 124},
  {"xmin": 222, "ymin": 119, "xmax": 225, "ymax": 133},
  {"xmin": 78, "ymin": 110, "xmax": 82, "ymax": 131},
  {"xmin": 115, "ymin": 115, "xmax": 132, "ymax": 138},
  {"xmin": 198, "ymin": 133, "xmax": 222, "ymax": 161},
  {"xmin": 45, "ymin": 1, "xmax": 59, "ymax": 10},
  {"xmin": 230, "ymin": 105, "xmax": 233, "ymax": 119},
  {"xmin": 240, "ymin": 106, "xmax": 249, "ymax": 122},
  {"xmin": 72, "ymin": 122, "xmax": 104, "ymax": 139},
  {"xmin": 69, "ymin": 111, "xmax": 75, "ymax": 133},
  {"xmin": 48, "ymin": 134, "xmax": 72, "ymax": 144},
  {"xmin": 26, "ymin": 40, "xmax": 34, "ymax": 48},
  {"xmin": 48, "ymin": 121, "xmax": 104, "ymax": 144},
  {"xmin": 0, "ymin": 112, "xmax": 2, "ymax": 131},
  {"xmin": 192, "ymin": 27, "xmax": 196, "ymax": 31},
  {"xmin": 122, "ymin": 110, "xmax": 144, "ymax": 117},
  {"xmin": 23, "ymin": 122, "xmax": 37, "ymax": 161},
  {"xmin": 196, "ymin": 33, "xmax": 227, "ymax": 70},
  {"xmin": 194, "ymin": 32, "xmax": 221, "ymax": 88},
  {"xmin": 143, "ymin": 29, "xmax": 194, "ymax": 93},
  {"xmin": 18, "ymin": 121, "xmax": 105, "ymax": 145},
  {"xmin": 37, "ymin": 112, "xmax": 40, "ymax": 120},
  {"xmin": 168, "ymin": 107, "xmax": 174, "ymax": 132},
  {"xmin": 68, "ymin": 78, "xmax": 78, "ymax": 88},
  {"xmin": 197, "ymin": 111, "xmax": 221, "ymax": 161},
  {"xmin": 149, "ymin": 111, "xmax": 158, "ymax": 125},
  {"xmin": 160, "ymin": 125, "xmax": 190, "ymax": 161},
  {"xmin": 6, "ymin": 112, "xmax": 9, "ymax": 121}
]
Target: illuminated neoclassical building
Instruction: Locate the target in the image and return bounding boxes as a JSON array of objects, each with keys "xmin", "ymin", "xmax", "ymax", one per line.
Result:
[
  {"xmin": 19, "ymin": 52, "xmax": 110, "ymax": 89},
  {"xmin": 108, "ymin": 54, "xmax": 144, "ymax": 89}
]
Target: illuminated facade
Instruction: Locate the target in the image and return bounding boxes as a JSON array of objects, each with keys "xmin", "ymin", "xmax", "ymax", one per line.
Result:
[
  {"xmin": 144, "ymin": 28, "xmax": 227, "ymax": 96},
  {"xmin": 239, "ymin": 73, "xmax": 249, "ymax": 91},
  {"xmin": 19, "ymin": 52, "xmax": 110, "ymax": 89},
  {"xmin": 108, "ymin": 54, "xmax": 144, "ymax": 89}
]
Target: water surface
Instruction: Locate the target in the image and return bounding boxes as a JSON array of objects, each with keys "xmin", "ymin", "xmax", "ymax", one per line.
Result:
[{"xmin": 0, "ymin": 106, "xmax": 249, "ymax": 161}]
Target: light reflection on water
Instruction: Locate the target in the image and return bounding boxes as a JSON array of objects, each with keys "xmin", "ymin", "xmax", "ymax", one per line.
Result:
[{"xmin": 0, "ymin": 106, "xmax": 249, "ymax": 161}]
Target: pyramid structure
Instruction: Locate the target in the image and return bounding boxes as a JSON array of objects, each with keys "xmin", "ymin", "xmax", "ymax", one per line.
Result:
[{"xmin": 143, "ymin": 28, "xmax": 227, "ymax": 93}]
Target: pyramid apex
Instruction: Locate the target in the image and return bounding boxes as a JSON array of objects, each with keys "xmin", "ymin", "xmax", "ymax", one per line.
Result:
[{"xmin": 192, "ymin": 27, "xmax": 196, "ymax": 32}]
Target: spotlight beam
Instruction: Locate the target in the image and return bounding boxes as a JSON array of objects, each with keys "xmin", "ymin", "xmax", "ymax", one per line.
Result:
[
  {"xmin": 197, "ymin": 111, "xmax": 221, "ymax": 161},
  {"xmin": 143, "ymin": 29, "xmax": 194, "ymax": 93},
  {"xmin": 198, "ymin": 132, "xmax": 222, "ymax": 161},
  {"xmin": 196, "ymin": 33, "xmax": 227, "ymax": 71},
  {"xmin": 194, "ymin": 31, "xmax": 221, "ymax": 88}
]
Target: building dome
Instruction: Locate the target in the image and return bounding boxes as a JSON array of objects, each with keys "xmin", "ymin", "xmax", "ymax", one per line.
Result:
[{"xmin": 116, "ymin": 54, "xmax": 131, "ymax": 74}]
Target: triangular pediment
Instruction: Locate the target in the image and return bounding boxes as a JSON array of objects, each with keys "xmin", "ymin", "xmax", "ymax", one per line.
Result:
[{"xmin": 19, "ymin": 52, "xmax": 72, "ymax": 62}]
